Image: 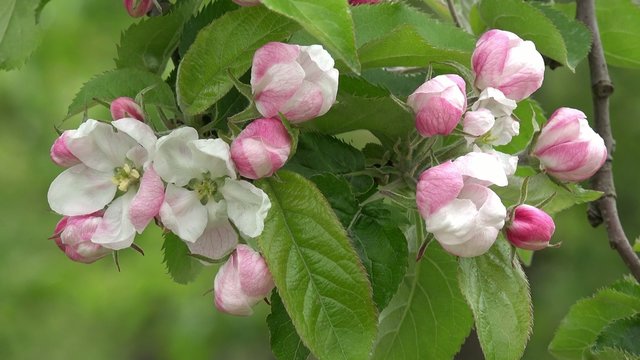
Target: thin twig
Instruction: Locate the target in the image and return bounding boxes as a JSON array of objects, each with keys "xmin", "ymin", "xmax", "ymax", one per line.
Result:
[
  {"xmin": 445, "ymin": 0, "xmax": 462, "ymax": 28},
  {"xmin": 576, "ymin": 0, "xmax": 640, "ymax": 282}
]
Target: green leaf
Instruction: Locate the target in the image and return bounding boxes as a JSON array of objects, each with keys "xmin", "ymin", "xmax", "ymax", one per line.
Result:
[
  {"xmin": 267, "ymin": 291, "xmax": 310, "ymax": 360},
  {"xmin": 286, "ymin": 132, "xmax": 365, "ymax": 177},
  {"xmin": 179, "ymin": 0, "xmax": 239, "ymax": 57},
  {"xmin": 459, "ymin": 237, "xmax": 533, "ymax": 360},
  {"xmin": 549, "ymin": 279, "xmax": 640, "ymax": 360},
  {"xmin": 256, "ymin": 171, "xmax": 378, "ymax": 360},
  {"xmin": 477, "ymin": 0, "xmax": 572, "ymax": 70},
  {"xmin": 588, "ymin": 347, "xmax": 640, "ymax": 360},
  {"xmin": 532, "ymin": 3, "xmax": 592, "ymax": 71},
  {"xmin": 66, "ymin": 68, "xmax": 177, "ymax": 118},
  {"xmin": 261, "ymin": 0, "xmax": 359, "ymax": 73},
  {"xmin": 360, "ymin": 69, "xmax": 428, "ymax": 98},
  {"xmin": 594, "ymin": 315, "xmax": 640, "ymax": 356},
  {"xmin": 495, "ymin": 99, "xmax": 545, "ymax": 155},
  {"xmin": 596, "ymin": 0, "xmax": 640, "ymax": 69},
  {"xmin": 176, "ymin": 6, "xmax": 295, "ymax": 115},
  {"xmin": 372, "ymin": 242, "xmax": 473, "ymax": 360},
  {"xmin": 116, "ymin": 0, "xmax": 200, "ymax": 74},
  {"xmin": 309, "ymin": 174, "xmax": 359, "ymax": 227},
  {"xmin": 0, "ymin": 0, "xmax": 41, "ymax": 70},
  {"xmin": 162, "ymin": 232, "xmax": 203, "ymax": 284}
]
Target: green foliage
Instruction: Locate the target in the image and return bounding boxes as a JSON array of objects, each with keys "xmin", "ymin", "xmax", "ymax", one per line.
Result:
[
  {"xmin": 286, "ymin": 132, "xmax": 366, "ymax": 177},
  {"xmin": 267, "ymin": 292, "xmax": 310, "ymax": 360},
  {"xmin": 261, "ymin": 0, "xmax": 359, "ymax": 73},
  {"xmin": 115, "ymin": 0, "xmax": 200, "ymax": 74},
  {"xmin": 179, "ymin": 0, "xmax": 239, "ymax": 57},
  {"xmin": 66, "ymin": 68, "xmax": 177, "ymax": 117},
  {"xmin": 495, "ymin": 99, "xmax": 545, "ymax": 155},
  {"xmin": 176, "ymin": 6, "xmax": 295, "ymax": 115},
  {"xmin": 372, "ymin": 242, "xmax": 473, "ymax": 360},
  {"xmin": 161, "ymin": 232, "xmax": 203, "ymax": 285},
  {"xmin": 0, "ymin": 0, "xmax": 42, "ymax": 70},
  {"xmin": 256, "ymin": 171, "xmax": 378, "ymax": 360},
  {"xmin": 459, "ymin": 237, "xmax": 533, "ymax": 360},
  {"xmin": 477, "ymin": 0, "xmax": 590, "ymax": 71},
  {"xmin": 596, "ymin": 0, "xmax": 640, "ymax": 69},
  {"xmin": 549, "ymin": 277, "xmax": 640, "ymax": 360}
]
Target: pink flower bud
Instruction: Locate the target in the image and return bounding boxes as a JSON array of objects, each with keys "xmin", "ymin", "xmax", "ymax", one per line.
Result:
[
  {"xmin": 123, "ymin": 0, "xmax": 154, "ymax": 18},
  {"xmin": 506, "ymin": 205, "xmax": 555, "ymax": 250},
  {"xmin": 50, "ymin": 131, "xmax": 81, "ymax": 167},
  {"xmin": 349, "ymin": 0, "xmax": 381, "ymax": 4},
  {"xmin": 251, "ymin": 42, "xmax": 339, "ymax": 123},
  {"xmin": 532, "ymin": 107, "xmax": 607, "ymax": 182},
  {"xmin": 214, "ymin": 245, "xmax": 275, "ymax": 316},
  {"xmin": 472, "ymin": 29, "xmax": 545, "ymax": 101},
  {"xmin": 230, "ymin": 118, "xmax": 292, "ymax": 179},
  {"xmin": 407, "ymin": 75, "xmax": 467, "ymax": 137},
  {"xmin": 51, "ymin": 213, "xmax": 112, "ymax": 264},
  {"xmin": 233, "ymin": 0, "xmax": 262, "ymax": 6},
  {"xmin": 110, "ymin": 97, "xmax": 145, "ymax": 122}
]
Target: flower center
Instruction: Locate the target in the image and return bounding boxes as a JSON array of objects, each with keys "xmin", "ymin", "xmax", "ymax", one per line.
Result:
[
  {"xmin": 188, "ymin": 173, "xmax": 225, "ymax": 205},
  {"xmin": 112, "ymin": 163, "xmax": 141, "ymax": 192}
]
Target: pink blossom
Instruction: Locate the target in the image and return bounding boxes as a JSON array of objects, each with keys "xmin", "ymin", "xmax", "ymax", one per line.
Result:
[
  {"xmin": 50, "ymin": 131, "xmax": 81, "ymax": 167},
  {"xmin": 231, "ymin": 118, "xmax": 292, "ymax": 179},
  {"xmin": 214, "ymin": 245, "xmax": 274, "ymax": 316},
  {"xmin": 407, "ymin": 75, "xmax": 467, "ymax": 137},
  {"xmin": 472, "ymin": 29, "xmax": 545, "ymax": 101},
  {"xmin": 123, "ymin": 0, "xmax": 154, "ymax": 17},
  {"xmin": 110, "ymin": 97, "xmax": 145, "ymax": 122},
  {"xmin": 251, "ymin": 42, "xmax": 339, "ymax": 123},
  {"xmin": 506, "ymin": 205, "xmax": 555, "ymax": 250},
  {"xmin": 51, "ymin": 213, "xmax": 112, "ymax": 264},
  {"xmin": 532, "ymin": 107, "xmax": 607, "ymax": 182}
]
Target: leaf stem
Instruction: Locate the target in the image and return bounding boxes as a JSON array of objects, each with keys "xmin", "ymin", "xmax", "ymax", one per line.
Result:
[{"xmin": 445, "ymin": 0, "xmax": 462, "ymax": 28}]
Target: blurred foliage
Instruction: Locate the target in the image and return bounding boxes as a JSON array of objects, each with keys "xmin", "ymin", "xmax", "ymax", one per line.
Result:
[{"xmin": 0, "ymin": 1, "xmax": 637, "ymax": 359}]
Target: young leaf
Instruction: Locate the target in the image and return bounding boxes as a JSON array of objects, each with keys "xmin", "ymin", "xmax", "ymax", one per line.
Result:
[
  {"xmin": 66, "ymin": 68, "xmax": 177, "ymax": 118},
  {"xmin": 0, "ymin": 0, "xmax": 42, "ymax": 70},
  {"xmin": 116, "ymin": 0, "xmax": 200, "ymax": 74},
  {"xmin": 459, "ymin": 237, "xmax": 533, "ymax": 360},
  {"xmin": 162, "ymin": 232, "xmax": 203, "ymax": 284},
  {"xmin": 267, "ymin": 291, "xmax": 310, "ymax": 360},
  {"xmin": 256, "ymin": 171, "xmax": 378, "ymax": 360},
  {"xmin": 176, "ymin": 6, "xmax": 296, "ymax": 115},
  {"xmin": 549, "ymin": 278, "xmax": 640, "ymax": 360},
  {"xmin": 372, "ymin": 243, "xmax": 473, "ymax": 360},
  {"xmin": 179, "ymin": 0, "xmax": 240, "ymax": 57},
  {"xmin": 260, "ymin": 0, "xmax": 359, "ymax": 73}
]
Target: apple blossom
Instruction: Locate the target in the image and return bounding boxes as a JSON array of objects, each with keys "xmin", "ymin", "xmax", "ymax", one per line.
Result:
[
  {"xmin": 467, "ymin": 88, "xmax": 520, "ymax": 146},
  {"xmin": 407, "ymin": 74, "xmax": 467, "ymax": 137},
  {"xmin": 123, "ymin": 0, "xmax": 154, "ymax": 17},
  {"xmin": 506, "ymin": 205, "xmax": 555, "ymax": 250},
  {"xmin": 214, "ymin": 245, "xmax": 275, "ymax": 316},
  {"xmin": 47, "ymin": 118, "xmax": 164, "ymax": 250},
  {"xmin": 50, "ymin": 131, "xmax": 81, "ymax": 168},
  {"xmin": 230, "ymin": 118, "xmax": 292, "ymax": 180},
  {"xmin": 110, "ymin": 97, "xmax": 145, "ymax": 122},
  {"xmin": 154, "ymin": 127, "xmax": 271, "ymax": 261},
  {"xmin": 532, "ymin": 107, "xmax": 607, "ymax": 182},
  {"xmin": 416, "ymin": 152, "xmax": 508, "ymax": 257},
  {"xmin": 251, "ymin": 42, "xmax": 339, "ymax": 123},
  {"xmin": 472, "ymin": 29, "xmax": 545, "ymax": 101},
  {"xmin": 51, "ymin": 212, "xmax": 112, "ymax": 264}
]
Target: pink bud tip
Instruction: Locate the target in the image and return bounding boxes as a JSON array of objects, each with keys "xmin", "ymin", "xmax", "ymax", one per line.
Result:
[
  {"xmin": 214, "ymin": 245, "xmax": 275, "ymax": 316},
  {"xmin": 50, "ymin": 131, "xmax": 81, "ymax": 168},
  {"xmin": 506, "ymin": 205, "xmax": 555, "ymax": 250},
  {"xmin": 51, "ymin": 212, "xmax": 112, "ymax": 264},
  {"xmin": 110, "ymin": 97, "xmax": 145, "ymax": 122},
  {"xmin": 230, "ymin": 118, "xmax": 292, "ymax": 179},
  {"xmin": 123, "ymin": 0, "xmax": 154, "ymax": 17},
  {"xmin": 407, "ymin": 74, "xmax": 467, "ymax": 137}
]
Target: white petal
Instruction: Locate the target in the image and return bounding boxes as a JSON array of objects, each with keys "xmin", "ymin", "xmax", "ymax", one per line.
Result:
[
  {"xmin": 221, "ymin": 179, "xmax": 271, "ymax": 238},
  {"xmin": 112, "ymin": 118, "xmax": 157, "ymax": 156},
  {"xmin": 440, "ymin": 226, "xmax": 499, "ymax": 258},
  {"xmin": 454, "ymin": 152, "xmax": 508, "ymax": 187},
  {"xmin": 188, "ymin": 205, "xmax": 239, "ymax": 262},
  {"xmin": 91, "ymin": 190, "xmax": 137, "ymax": 250},
  {"xmin": 426, "ymin": 198, "xmax": 478, "ymax": 246},
  {"xmin": 159, "ymin": 184, "xmax": 208, "ymax": 243},
  {"xmin": 154, "ymin": 127, "xmax": 201, "ymax": 186},
  {"xmin": 189, "ymin": 139, "xmax": 236, "ymax": 179},
  {"xmin": 66, "ymin": 119, "xmax": 136, "ymax": 172},
  {"xmin": 48, "ymin": 164, "xmax": 117, "ymax": 216},
  {"xmin": 489, "ymin": 116, "xmax": 520, "ymax": 146},
  {"xmin": 472, "ymin": 87, "xmax": 517, "ymax": 117},
  {"xmin": 459, "ymin": 184, "xmax": 507, "ymax": 229}
]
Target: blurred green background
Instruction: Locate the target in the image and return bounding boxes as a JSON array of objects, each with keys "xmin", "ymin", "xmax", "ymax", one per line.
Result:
[{"xmin": 0, "ymin": 1, "xmax": 637, "ymax": 359}]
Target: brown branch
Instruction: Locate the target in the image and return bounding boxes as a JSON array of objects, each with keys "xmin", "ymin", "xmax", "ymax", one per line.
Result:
[{"xmin": 576, "ymin": 0, "xmax": 640, "ymax": 282}]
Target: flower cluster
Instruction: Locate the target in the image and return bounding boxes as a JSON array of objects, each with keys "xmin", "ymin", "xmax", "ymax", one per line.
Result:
[{"xmin": 413, "ymin": 29, "xmax": 606, "ymax": 257}]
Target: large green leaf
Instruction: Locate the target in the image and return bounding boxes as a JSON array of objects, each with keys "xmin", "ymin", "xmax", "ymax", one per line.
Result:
[
  {"xmin": 161, "ymin": 232, "xmax": 203, "ymax": 284},
  {"xmin": 0, "ymin": 0, "xmax": 41, "ymax": 70},
  {"xmin": 549, "ymin": 278, "xmax": 640, "ymax": 360},
  {"xmin": 256, "ymin": 171, "xmax": 378, "ymax": 360},
  {"xmin": 179, "ymin": 0, "xmax": 239, "ymax": 57},
  {"xmin": 285, "ymin": 132, "xmax": 366, "ymax": 177},
  {"xmin": 594, "ymin": 315, "xmax": 640, "ymax": 357},
  {"xmin": 459, "ymin": 237, "xmax": 533, "ymax": 360},
  {"xmin": 267, "ymin": 292, "xmax": 310, "ymax": 360},
  {"xmin": 176, "ymin": 6, "xmax": 295, "ymax": 115},
  {"xmin": 372, "ymin": 243, "xmax": 473, "ymax": 360},
  {"xmin": 66, "ymin": 68, "xmax": 177, "ymax": 118},
  {"xmin": 596, "ymin": 0, "xmax": 640, "ymax": 69},
  {"xmin": 261, "ymin": 0, "xmax": 359, "ymax": 73},
  {"xmin": 477, "ymin": 0, "xmax": 573, "ymax": 70},
  {"xmin": 115, "ymin": 0, "xmax": 200, "ymax": 74}
]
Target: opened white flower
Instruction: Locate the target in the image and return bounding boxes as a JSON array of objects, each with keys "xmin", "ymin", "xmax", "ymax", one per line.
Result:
[
  {"xmin": 47, "ymin": 119, "xmax": 164, "ymax": 250},
  {"xmin": 154, "ymin": 127, "xmax": 271, "ymax": 261}
]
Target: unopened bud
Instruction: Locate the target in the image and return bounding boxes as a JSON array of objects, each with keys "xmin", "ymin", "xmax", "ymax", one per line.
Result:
[
  {"xmin": 506, "ymin": 205, "xmax": 555, "ymax": 250},
  {"xmin": 230, "ymin": 118, "xmax": 291, "ymax": 179},
  {"xmin": 123, "ymin": 0, "xmax": 154, "ymax": 18},
  {"xmin": 110, "ymin": 97, "xmax": 145, "ymax": 122},
  {"xmin": 50, "ymin": 131, "xmax": 81, "ymax": 168},
  {"xmin": 407, "ymin": 75, "xmax": 467, "ymax": 137},
  {"xmin": 52, "ymin": 213, "xmax": 112, "ymax": 263}
]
